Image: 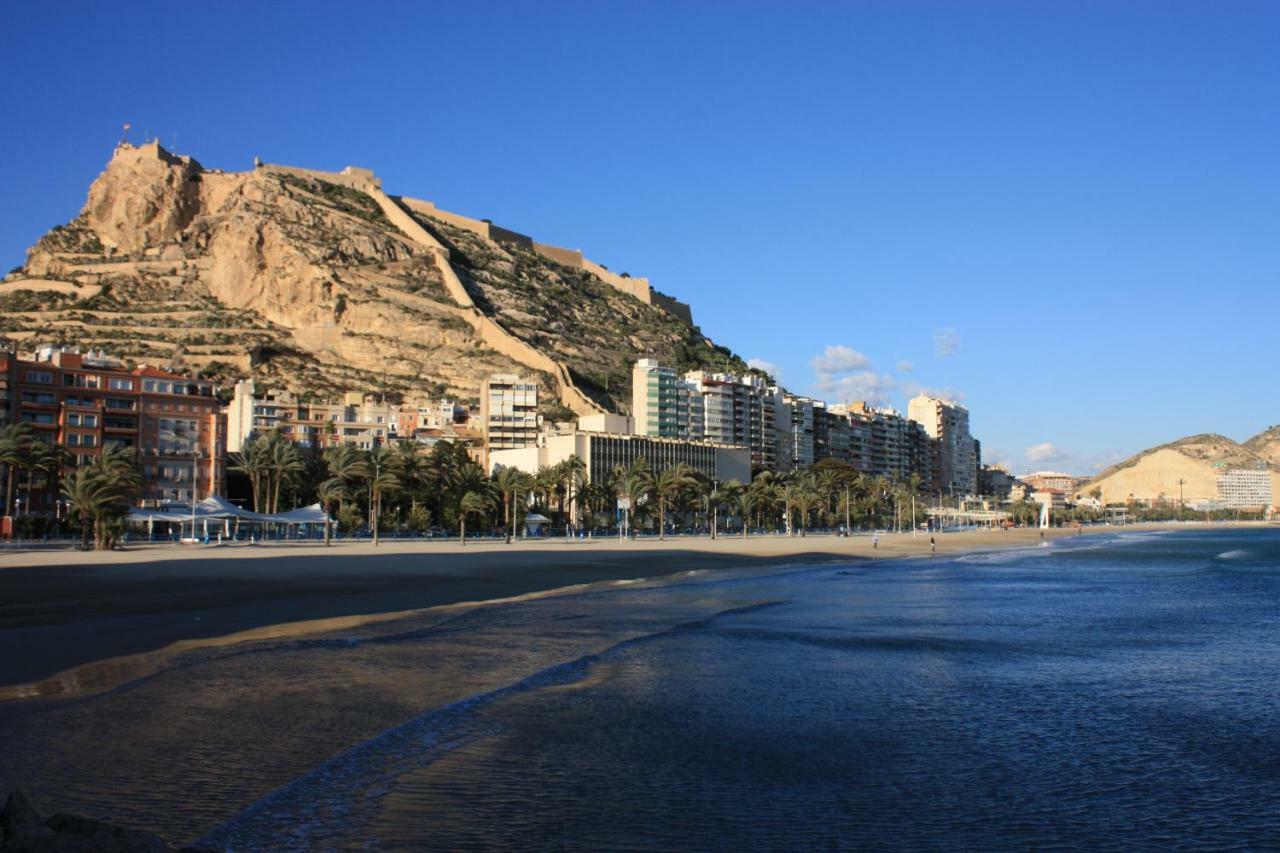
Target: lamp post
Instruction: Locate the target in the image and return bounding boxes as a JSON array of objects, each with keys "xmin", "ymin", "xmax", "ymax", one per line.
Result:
[
  {"xmin": 710, "ymin": 479, "xmax": 718, "ymax": 540},
  {"xmin": 190, "ymin": 447, "xmax": 201, "ymax": 543},
  {"xmin": 372, "ymin": 456, "xmax": 381, "ymax": 547}
]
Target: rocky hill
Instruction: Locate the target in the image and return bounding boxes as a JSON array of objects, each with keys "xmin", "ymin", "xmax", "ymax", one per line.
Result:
[
  {"xmin": 1079, "ymin": 432, "xmax": 1279, "ymax": 504},
  {"xmin": 0, "ymin": 142, "xmax": 750, "ymax": 415},
  {"xmin": 1243, "ymin": 425, "xmax": 1280, "ymax": 467}
]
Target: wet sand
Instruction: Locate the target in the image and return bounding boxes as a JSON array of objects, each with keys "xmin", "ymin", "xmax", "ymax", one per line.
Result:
[{"xmin": 0, "ymin": 524, "xmax": 1203, "ymax": 689}]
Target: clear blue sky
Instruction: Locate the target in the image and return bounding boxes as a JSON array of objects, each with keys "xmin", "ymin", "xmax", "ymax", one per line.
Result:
[{"xmin": 2, "ymin": 1, "xmax": 1277, "ymax": 474}]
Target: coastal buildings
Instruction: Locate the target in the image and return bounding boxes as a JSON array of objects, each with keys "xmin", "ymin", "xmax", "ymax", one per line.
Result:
[
  {"xmin": 1216, "ymin": 467, "xmax": 1273, "ymax": 509},
  {"xmin": 684, "ymin": 370, "xmax": 775, "ymax": 466},
  {"xmin": 227, "ymin": 381, "xmax": 399, "ymax": 451},
  {"xmin": 631, "ymin": 359, "xmax": 703, "ymax": 440},
  {"xmin": 480, "ymin": 374, "xmax": 539, "ymax": 456},
  {"xmin": 0, "ymin": 344, "xmax": 225, "ymax": 508},
  {"xmin": 908, "ymin": 395, "xmax": 977, "ymax": 496},
  {"xmin": 489, "ymin": 426, "xmax": 750, "ymax": 489}
]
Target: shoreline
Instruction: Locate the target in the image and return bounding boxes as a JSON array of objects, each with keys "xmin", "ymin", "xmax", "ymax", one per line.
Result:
[{"xmin": 0, "ymin": 523, "xmax": 1245, "ymax": 696}]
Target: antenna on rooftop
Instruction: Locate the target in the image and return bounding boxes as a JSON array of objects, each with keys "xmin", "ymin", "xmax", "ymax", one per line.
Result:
[{"xmin": 120, "ymin": 123, "xmax": 132, "ymax": 146}]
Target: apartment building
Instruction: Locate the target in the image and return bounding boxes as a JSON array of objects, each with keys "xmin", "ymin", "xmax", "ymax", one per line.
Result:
[
  {"xmin": 1216, "ymin": 467, "xmax": 1273, "ymax": 509},
  {"xmin": 908, "ymin": 395, "xmax": 977, "ymax": 496},
  {"xmin": 0, "ymin": 344, "xmax": 225, "ymax": 509},
  {"xmin": 481, "ymin": 375, "xmax": 539, "ymax": 461},
  {"xmin": 227, "ymin": 381, "xmax": 397, "ymax": 451},
  {"xmin": 632, "ymin": 359, "xmax": 704, "ymax": 440}
]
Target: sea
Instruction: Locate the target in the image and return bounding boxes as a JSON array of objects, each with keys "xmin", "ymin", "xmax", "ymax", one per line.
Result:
[{"xmin": 2, "ymin": 527, "xmax": 1279, "ymax": 850}]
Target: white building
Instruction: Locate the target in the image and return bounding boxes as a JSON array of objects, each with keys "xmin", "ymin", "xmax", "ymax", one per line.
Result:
[{"xmin": 1216, "ymin": 467, "xmax": 1273, "ymax": 509}]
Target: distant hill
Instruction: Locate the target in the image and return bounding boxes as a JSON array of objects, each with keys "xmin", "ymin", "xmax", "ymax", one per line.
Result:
[
  {"xmin": 0, "ymin": 142, "xmax": 751, "ymax": 414},
  {"xmin": 1080, "ymin": 432, "xmax": 1279, "ymax": 504},
  {"xmin": 1243, "ymin": 425, "xmax": 1280, "ymax": 467}
]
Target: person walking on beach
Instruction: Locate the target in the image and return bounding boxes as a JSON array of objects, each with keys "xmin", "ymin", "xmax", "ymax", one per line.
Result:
[
  {"xmin": 930, "ymin": 536, "xmax": 936, "ymax": 555},
  {"xmin": 872, "ymin": 533, "xmax": 879, "ymax": 550}
]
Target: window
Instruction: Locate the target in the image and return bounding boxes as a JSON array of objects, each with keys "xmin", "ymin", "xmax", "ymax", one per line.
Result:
[
  {"xmin": 144, "ymin": 381, "xmax": 156, "ymax": 392},
  {"xmin": 25, "ymin": 371, "xmax": 52, "ymax": 384},
  {"xmin": 21, "ymin": 391, "xmax": 55, "ymax": 404},
  {"xmin": 109, "ymin": 378, "xmax": 134, "ymax": 391},
  {"xmin": 105, "ymin": 398, "xmax": 134, "ymax": 410},
  {"xmin": 67, "ymin": 413, "xmax": 80, "ymax": 426},
  {"xmin": 82, "ymin": 414, "xmax": 97, "ymax": 427},
  {"xmin": 20, "ymin": 412, "xmax": 54, "ymax": 424}
]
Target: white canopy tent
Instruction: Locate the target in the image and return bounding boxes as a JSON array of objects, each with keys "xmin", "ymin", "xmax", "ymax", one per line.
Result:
[{"xmin": 127, "ymin": 498, "xmax": 333, "ymax": 538}]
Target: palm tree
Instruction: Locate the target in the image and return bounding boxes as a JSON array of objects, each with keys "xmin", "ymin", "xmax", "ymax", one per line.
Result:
[
  {"xmin": 458, "ymin": 490, "xmax": 491, "ymax": 546},
  {"xmin": 792, "ymin": 485, "xmax": 822, "ymax": 537},
  {"xmin": 493, "ymin": 466, "xmax": 531, "ymax": 543},
  {"xmin": 613, "ymin": 460, "xmax": 651, "ymax": 539},
  {"xmin": 267, "ymin": 435, "xmax": 305, "ymax": 513},
  {"xmin": 559, "ymin": 455, "xmax": 587, "ymax": 527},
  {"xmin": 367, "ymin": 445, "xmax": 400, "ymax": 547},
  {"xmin": 717, "ymin": 479, "xmax": 745, "ymax": 538},
  {"xmin": 323, "ymin": 443, "xmax": 370, "ymax": 503},
  {"xmin": 61, "ymin": 445, "xmax": 142, "ymax": 550},
  {"xmin": 652, "ymin": 463, "xmax": 695, "ymax": 540},
  {"xmin": 0, "ymin": 422, "xmax": 38, "ymax": 517},
  {"xmin": 315, "ymin": 477, "xmax": 346, "ymax": 546}
]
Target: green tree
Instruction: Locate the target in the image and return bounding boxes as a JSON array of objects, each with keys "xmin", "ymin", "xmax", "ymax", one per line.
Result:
[
  {"xmin": 61, "ymin": 445, "xmax": 142, "ymax": 550},
  {"xmin": 652, "ymin": 463, "xmax": 695, "ymax": 540},
  {"xmin": 459, "ymin": 490, "xmax": 491, "ymax": 546}
]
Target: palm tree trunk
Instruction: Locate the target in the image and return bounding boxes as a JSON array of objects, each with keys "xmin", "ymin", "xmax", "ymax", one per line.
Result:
[{"xmin": 460, "ymin": 514, "xmax": 467, "ymax": 546}]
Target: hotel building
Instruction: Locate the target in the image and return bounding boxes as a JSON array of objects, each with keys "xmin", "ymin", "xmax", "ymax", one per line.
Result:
[{"xmin": 0, "ymin": 344, "xmax": 225, "ymax": 509}]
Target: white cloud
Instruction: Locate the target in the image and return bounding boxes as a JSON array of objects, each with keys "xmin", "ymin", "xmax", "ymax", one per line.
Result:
[
  {"xmin": 1026, "ymin": 442, "xmax": 1063, "ymax": 463},
  {"xmin": 809, "ymin": 344, "xmax": 894, "ymax": 404},
  {"xmin": 1017, "ymin": 443, "xmax": 1128, "ymax": 477},
  {"xmin": 746, "ymin": 357, "xmax": 782, "ymax": 383},
  {"xmin": 896, "ymin": 360, "xmax": 913, "ymax": 373},
  {"xmin": 933, "ymin": 327, "xmax": 961, "ymax": 358},
  {"xmin": 815, "ymin": 369, "xmax": 898, "ymax": 406},
  {"xmin": 810, "ymin": 344, "xmax": 871, "ymax": 375}
]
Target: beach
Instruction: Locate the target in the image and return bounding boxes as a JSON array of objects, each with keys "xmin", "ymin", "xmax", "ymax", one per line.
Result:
[{"xmin": 1, "ymin": 525, "xmax": 1103, "ymax": 691}]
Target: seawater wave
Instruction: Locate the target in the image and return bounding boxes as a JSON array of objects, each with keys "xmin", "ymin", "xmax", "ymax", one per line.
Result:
[{"xmin": 199, "ymin": 601, "xmax": 785, "ymax": 851}]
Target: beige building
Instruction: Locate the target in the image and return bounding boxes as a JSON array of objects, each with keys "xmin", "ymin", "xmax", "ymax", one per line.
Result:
[
  {"xmin": 908, "ymin": 395, "xmax": 977, "ymax": 496},
  {"xmin": 481, "ymin": 374, "xmax": 539, "ymax": 459},
  {"xmin": 227, "ymin": 381, "xmax": 398, "ymax": 451}
]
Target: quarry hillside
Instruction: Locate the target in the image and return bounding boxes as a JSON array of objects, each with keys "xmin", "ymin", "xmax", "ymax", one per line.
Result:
[
  {"xmin": 1080, "ymin": 431, "xmax": 1280, "ymax": 504},
  {"xmin": 0, "ymin": 142, "xmax": 752, "ymax": 416}
]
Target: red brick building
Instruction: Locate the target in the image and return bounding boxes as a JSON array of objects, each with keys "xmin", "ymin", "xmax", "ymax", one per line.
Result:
[{"xmin": 0, "ymin": 344, "xmax": 226, "ymax": 515}]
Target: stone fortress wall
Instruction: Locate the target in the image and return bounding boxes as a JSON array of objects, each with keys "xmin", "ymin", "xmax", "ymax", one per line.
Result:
[
  {"xmin": 261, "ymin": 163, "xmax": 605, "ymax": 416},
  {"xmin": 262, "ymin": 164, "xmax": 692, "ymax": 325}
]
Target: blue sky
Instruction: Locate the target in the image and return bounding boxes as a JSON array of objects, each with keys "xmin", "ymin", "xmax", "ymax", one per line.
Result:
[{"xmin": 2, "ymin": 1, "xmax": 1277, "ymax": 474}]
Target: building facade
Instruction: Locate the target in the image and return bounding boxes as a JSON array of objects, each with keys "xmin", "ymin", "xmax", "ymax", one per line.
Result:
[
  {"xmin": 908, "ymin": 395, "xmax": 977, "ymax": 496},
  {"xmin": 0, "ymin": 345, "xmax": 225, "ymax": 509},
  {"xmin": 1216, "ymin": 467, "xmax": 1273, "ymax": 509},
  {"xmin": 480, "ymin": 374, "xmax": 540, "ymax": 456}
]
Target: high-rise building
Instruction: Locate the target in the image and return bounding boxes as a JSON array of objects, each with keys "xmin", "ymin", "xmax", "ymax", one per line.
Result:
[
  {"xmin": 684, "ymin": 369, "xmax": 775, "ymax": 467},
  {"xmin": 776, "ymin": 392, "xmax": 816, "ymax": 472},
  {"xmin": 481, "ymin": 375, "xmax": 540, "ymax": 457},
  {"xmin": 907, "ymin": 395, "xmax": 976, "ymax": 495},
  {"xmin": 1216, "ymin": 467, "xmax": 1273, "ymax": 509},
  {"xmin": 632, "ymin": 359, "xmax": 702, "ymax": 440}
]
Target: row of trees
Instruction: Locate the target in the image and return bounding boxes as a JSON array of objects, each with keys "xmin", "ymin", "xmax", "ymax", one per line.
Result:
[
  {"xmin": 224, "ymin": 436, "xmax": 937, "ymax": 543},
  {"xmin": 0, "ymin": 422, "xmax": 143, "ymax": 549}
]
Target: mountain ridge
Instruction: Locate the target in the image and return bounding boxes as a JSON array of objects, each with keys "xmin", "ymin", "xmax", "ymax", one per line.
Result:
[{"xmin": 0, "ymin": 141, "xmax": 751, "ymax": 415}]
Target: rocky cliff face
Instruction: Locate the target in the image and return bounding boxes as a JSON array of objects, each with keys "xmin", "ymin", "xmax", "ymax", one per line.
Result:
[{"xmin": 2, "ymin": 142, "xmax": 747, "ymax": 410}]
